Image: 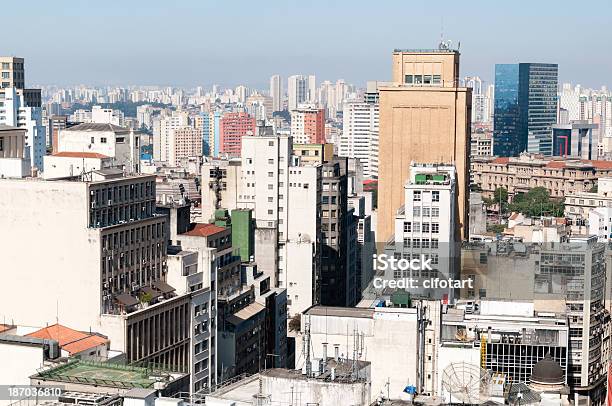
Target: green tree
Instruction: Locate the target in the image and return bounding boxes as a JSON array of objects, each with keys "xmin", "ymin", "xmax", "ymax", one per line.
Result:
[{"xmin": 509, "ymin": 187, "xmax": 564, "ymax": 217}]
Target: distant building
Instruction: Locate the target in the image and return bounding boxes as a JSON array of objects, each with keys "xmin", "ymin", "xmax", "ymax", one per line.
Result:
[
  {"xmin": 0, "ymin": 87, "xmax": 46, "ymax": 171},
  {"xmin": 270, "ymin": 74, "xmax": 282, "ymax": 112},
  {"xmin": 552, "ymin": 121, "xmax": 598, "ymax": 159},
  {"xmin": 287, "ymin": 75, "xmax": 315, "ymax": 111},
  {"xmin": 471, "ymin": 153, "xmax": 612, "ymax": 200},
  {"xmin": 493, "ymin": 63, "xmax": 558, "ymax": 157},
  {"xmin": 340, "ymin": 99, "xmax": 379, "ymax": 178},
  {"xmin": 219, "ymin": 112, "xmax": 256, "ymax": 156},
  {"xmin": 290, "ymin": 106, "xmax": 325, "ymax": 144}
]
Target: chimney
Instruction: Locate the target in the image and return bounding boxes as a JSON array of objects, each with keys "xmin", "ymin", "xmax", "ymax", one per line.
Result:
[{"xmin": 322, "ymin": 342, "xmax": 328, "ymax": 362}]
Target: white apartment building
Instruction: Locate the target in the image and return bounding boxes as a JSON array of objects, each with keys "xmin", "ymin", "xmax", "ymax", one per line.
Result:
[
  {"xmin": 387, "ymin": 164, "xmax": 458, "ymax": 300},
  {"xmin": 340, "ymin": 100, "xmax": 379, "ymax": 178},
  {"xmin": 0, "ymin": 87, "xmax": 46, "ymax": 171},
  {"xmin": 168, "ymin": 126, "xmax": 202, "ymax": 167},
  {"xmin": 50, "ymin": 122, "xmax": 141, "ymax": 176},
  {"xmin": 0, "ymin": 173, "xmax": 199, "ymax": 377},
  {"xmin": 565, "ymin": 177, "xmax": 612, "ymax": 234},
  {"xmin": 153, "ymin": 111, "xmax": 189, "ymax": 162},
  {"xmin": 269, "ymin": 75, "xmax": 282, "ymax": 112},
  {"xmin": 202, "ymin": 135, "xmax": 323, "ymax": 316},
  {"xmin": 239, "ymin": 135, "xmax": 322, "ymax": 316},
  {"xmin": 92, "ymin": 105, "xmax": 125, "ymax": 127}
]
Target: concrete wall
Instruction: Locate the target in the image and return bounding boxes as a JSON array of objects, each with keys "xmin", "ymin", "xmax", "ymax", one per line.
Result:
[
  {"xmin": 0, "ymin": 342, "xmax": 44, "ymax": 406},
  {"xmin": 298, "ymin": 307, "xmax": 419, "ymax": 402},
  {"xmin": 261, "ymin": 373, "xmax": 371, "ymax": 406},
  {"xmin": 0, "ymin": 179, "xmax": 102, "ymax": 329}
]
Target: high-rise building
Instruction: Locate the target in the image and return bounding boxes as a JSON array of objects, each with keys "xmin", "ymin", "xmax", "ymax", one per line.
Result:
[
  {"xmin": 0, "ymin": 87, "xmax": 46, "ymax": 171},
  {"xmin": 493, "ymin": 63, "xmax": 558, "ymax": 157},
  {"xmin": 270, "ymin": 74, "xmax": 282, "ymax": 112},
  {"xmin": 0, "ymin": 174, "xmax": 209, "ymax": 379},
  {"xmin": 168, "ymin": 126, "xmax": 203, "ymax": 166},
  {"xmin": 0, "ymin": 56, "xmax": 24, "ymax": 90},
  {"xmin": 377, "ymin": 48, "xmax": 471, "ymax": 241},
  {"xmin": 153, "ymin": 111, "xmax": 189, "ymax": 162},
  {"xmin": 385, "ymin": 164, "xmax": 458, "ymax": 300},
  {"xmin": 219, "ymin": 112, "xmax": 256, "ymax": 156},
  {"xmin": 340, "ymin": 97, "xmax": 379, "ymax": 179},
  {"xmin": 290, "ymin": 106, "xmax": 325, "ymax": 144},
  {"xmin": 287, "ymin": 75, "xmax": 315, "ymax": 111}
]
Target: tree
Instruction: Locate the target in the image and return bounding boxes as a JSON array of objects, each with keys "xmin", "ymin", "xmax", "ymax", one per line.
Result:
[
  {"xmin": 509, "ymin": 187, "xmax": 564, "ymax": 217},
  {"xmin": 288, "ymin": 314, "xmax": 301, "ymax": 332}
]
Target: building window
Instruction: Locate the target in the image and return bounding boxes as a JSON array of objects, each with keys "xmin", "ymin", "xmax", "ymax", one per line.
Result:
[
  {"xmin": 422, "ymin": 223, "xmax": 430, "ymax": 233},
  {"xmin": 0, "ymin": 137, "xmax": 3, "ymax": 151},
  {"xmin": 432, "ymin": 191, "xmax": 440, "ymax": 202},
  {"xmin": 413, "ymin": 207, "xmax": 421, "ymax": 217},
  {"xmin": 432, "ymin": 207, "xmax": 439, "ymax": 217},
  {"xmin": 413, "ymin": 191, "xmax": 421, "ymax": 201},
  {"xmin": 431, "ymin": 223, "xmax": 439, "ymax": 233},
  {"xmin": 405, "ymin": 75, "xmax": 414, "ymax": 84},
  {"xmin": 101, "ymin": 137, "xmax": 107, "ymax": 143},
  {"xmin": 479, "ymin": 252, "xmax": 487, "ymax": 264},
  {"xmin": 403, "ymin": 222, "xmax": 411, "ymax": 232}
]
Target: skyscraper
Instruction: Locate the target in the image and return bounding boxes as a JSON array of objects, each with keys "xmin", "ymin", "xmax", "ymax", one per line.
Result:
[
  {"xmin": 287, "ymin": 74, "xmax": 315, "ymax": 111},
  {"xmin": 377, "ymin": 48, "xmax": 472, "ymax": 241},
  {"xmin": 493, "ymin": 63, "xmax": 558, "ymax": 157},
  {"xmin": 270, "ymin": 74, "xmax": 282, "ymax": 112}
]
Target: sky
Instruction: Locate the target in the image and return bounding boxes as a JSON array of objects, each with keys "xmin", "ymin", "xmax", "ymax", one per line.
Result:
[{"xmin": 4, "ymin": 0, "xmax": 612, "ymax": 90}]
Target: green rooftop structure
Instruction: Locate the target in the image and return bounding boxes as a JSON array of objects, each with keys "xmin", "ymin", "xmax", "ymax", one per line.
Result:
[
  {"xmin": 230, "ymin": 209, "xmax": 254, "ymax": 262},
  {"xmin": 391, "ymin": 291, "xmax": 411, "ymax": 307},
  {"xmin": 31, "ymin": 359, "xmax": 177, "ymax": 389}
]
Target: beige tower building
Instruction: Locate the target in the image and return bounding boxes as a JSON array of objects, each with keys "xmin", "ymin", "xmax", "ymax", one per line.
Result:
[{"xmin": 377, "ymin": 48, "xmax": 471, "ymax": 241}]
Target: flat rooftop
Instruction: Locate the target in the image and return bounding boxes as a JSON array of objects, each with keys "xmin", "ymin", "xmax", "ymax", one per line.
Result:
[
  {"xmin": 304, "ymin": 305, "xmax": 374, "ymax": 319},
  {"xmin": 32, "ymin": 360, "xmax": 181, "ymax": 389}
]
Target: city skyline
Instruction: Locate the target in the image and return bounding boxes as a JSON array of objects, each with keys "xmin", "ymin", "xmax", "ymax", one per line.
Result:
[{"xmin": 4, "ymin": 0, "xmax": 612, "ymax": 89}]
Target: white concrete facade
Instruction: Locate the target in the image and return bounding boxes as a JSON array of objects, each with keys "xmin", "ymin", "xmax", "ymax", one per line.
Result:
[{"xmin": 340, "ymin": 101, "xmax": 379, "ymax": 178}]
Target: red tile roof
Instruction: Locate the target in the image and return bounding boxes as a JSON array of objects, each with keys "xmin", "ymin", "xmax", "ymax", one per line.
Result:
[
  {"xmin": 52, "ymin": 152, "xmax": 110, "ymax": 159},
  {"xmin": 26, "ymin": 324, "xmax": 108, "ymax": 355},
  {"xmin": 492, "ymin": 157, "xmax": 510, "ymax": 164},
  {"xmin": 0, "ymin": 324, "xmax": 12, "ymax": 334},
  {"xmin": 545, "ymin": 161, "xmax": 566, "ymax": 168},
  {"xmin": 181, "ymin": 223, "xmax": 226, "ymax": 237}
]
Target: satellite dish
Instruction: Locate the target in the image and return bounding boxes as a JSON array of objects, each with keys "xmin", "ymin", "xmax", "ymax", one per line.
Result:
[{"xmin": 441, "ymin": 362, "xmax": 491, "ymax": 404}]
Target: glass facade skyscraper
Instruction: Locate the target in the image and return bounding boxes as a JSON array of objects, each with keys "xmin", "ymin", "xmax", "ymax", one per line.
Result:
[
  {"xmin": 493, "ymin": 64, "xmax": 521, "ymax": 156},
  {"xmin": 493, "ymin": 63, "xmax": 558, "ymax": 157}
]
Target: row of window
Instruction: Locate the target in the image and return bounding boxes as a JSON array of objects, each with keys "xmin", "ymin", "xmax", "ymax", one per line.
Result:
[
  {"xmin": 413, "ymin": 190, "xmax": 440, "ymax": 202},
  {"xmin": 403, "ymin": 238, "xmax": 439, "ymax": 249},
  {"xmin": 413, "ymin": 207, "xmax": 440, "ymax": 217},
  {"xmin": 405, "ymin": 74, "xmax": 442, "ymax": 85},
  {"xmin": 403, "ymin": 222, "xmax": 440, "ymax": 233}
]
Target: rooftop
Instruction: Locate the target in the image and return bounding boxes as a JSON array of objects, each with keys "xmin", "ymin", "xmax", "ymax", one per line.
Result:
[
  {"xmin": 304, "ymin": 305, "xmax": 374, "ymax": 319},
  {"xmin": 393, "ymin": 48, "xmax": 459, "ymax": 54},
  {"xmin": 181, "ymin": 222, "xmax": 226, "ymax": 237},
  {"xmin": 52, "ymin": 151, "xmax": 110, "ymax": 159},
  {"xmin": 27, "ymin": 324, "xmax": 108, "ymax": 356},
  {"xmin": 64, "ymin": 123, "xmax": 131, "ymax": 133},
  {"xmin": 32, "ymin": 359, "xmax": 180, "ymax": 389}
]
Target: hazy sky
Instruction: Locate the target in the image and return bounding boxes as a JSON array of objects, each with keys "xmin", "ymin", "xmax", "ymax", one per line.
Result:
[{"xmin": 5, "ymin": 0, "xmax": 611, "ymax": 89}]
